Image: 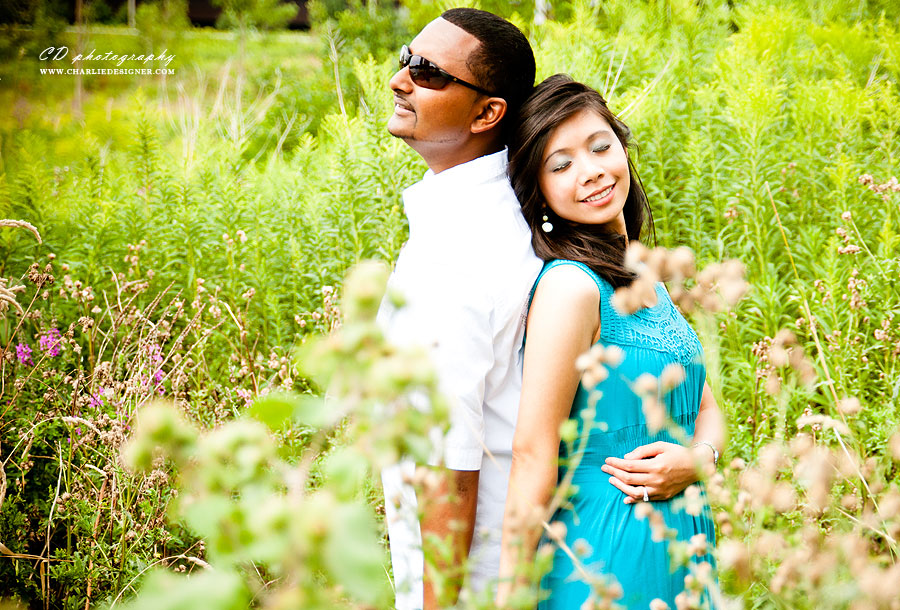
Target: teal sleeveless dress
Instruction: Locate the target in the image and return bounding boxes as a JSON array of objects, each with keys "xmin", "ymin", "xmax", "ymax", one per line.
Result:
[{"xmin": 533, "ymin": 260, "xmax": 717, "ymax": 610}]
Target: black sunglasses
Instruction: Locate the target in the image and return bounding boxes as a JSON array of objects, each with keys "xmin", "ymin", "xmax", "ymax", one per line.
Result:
[{"xmin": 399, "ymin": 45, "xmax": 494, "ymax": 96}]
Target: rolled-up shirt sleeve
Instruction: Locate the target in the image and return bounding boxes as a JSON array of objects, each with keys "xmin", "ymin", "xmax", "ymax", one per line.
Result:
[{"xmin": 428, "ymin": 294, "xmax": 495, "ymax": 471}]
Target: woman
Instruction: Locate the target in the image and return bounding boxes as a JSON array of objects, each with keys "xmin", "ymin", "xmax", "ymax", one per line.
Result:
[{"xmin": 496, "ymin": 74, "xmax": 725, "ymax": 609}]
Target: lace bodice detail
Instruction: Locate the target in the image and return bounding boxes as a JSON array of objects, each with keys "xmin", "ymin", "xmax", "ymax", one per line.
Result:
[{"xmin": 537, "ymin": 260, "xmax": 703, "ymax": 366}]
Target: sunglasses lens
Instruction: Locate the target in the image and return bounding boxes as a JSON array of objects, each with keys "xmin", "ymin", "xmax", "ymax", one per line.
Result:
[
  {"xmin": 409, "ymin": 65, "xmax": 449, "ymax": 90},
  {"xmin": 399, "ymin": 48, "xmax": 452, "ymax": 90}
]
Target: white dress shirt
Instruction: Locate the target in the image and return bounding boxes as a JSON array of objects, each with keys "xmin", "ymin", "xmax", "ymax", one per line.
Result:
[{"xmin": 378, "ymin": 149, "xmax": 542, "ymax": 609}]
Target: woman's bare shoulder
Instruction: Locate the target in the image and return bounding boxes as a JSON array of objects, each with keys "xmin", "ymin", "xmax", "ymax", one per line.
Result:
[{"xmin": 533, "ymin": 263, "xmax": 602, "ymax": 306}]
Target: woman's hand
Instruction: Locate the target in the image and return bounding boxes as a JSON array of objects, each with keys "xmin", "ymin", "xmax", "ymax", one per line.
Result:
[{"xmin": 600, "ymin": 441, "xmax": 713, "ymax": 503}]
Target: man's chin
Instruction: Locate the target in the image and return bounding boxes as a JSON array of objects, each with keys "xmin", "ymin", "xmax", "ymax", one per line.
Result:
[{"xmin": 387, "ymin": 114, "xmax": 414, "ymax": 139}]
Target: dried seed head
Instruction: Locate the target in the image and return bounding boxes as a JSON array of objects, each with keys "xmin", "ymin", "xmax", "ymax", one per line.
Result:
[
  {"xmin": 877, "ymin": 490, "xmax": 900, "ymax": 520},
  {"xmin": 888, "ymin": 432, "xmax": 900, "ymax": 462},
  {"xmin": 682, "ymin": 484, "xmax": 704, "ymax": 516},
  {"xmin": 759, "ymin": 443, "xmax": 788, "ymax": 475},
  {"xmin": 838, "ymin": 244, "xmax": 862, "ymax": 255},
  {"xmin": 692, "ymin": 561, "xmax": 713, "ymax": 586},
  {"xmin": 773, "ymin": 329, "xmax": 797, "ymax": 346},
  {"xmin": 642, "ymin": 396, "xmax": 666, "ymax": 433},
  {"xmin": 668, "ymin": 246, "xmax": 696, "ymax": 278},
  {"xmin": 573, "ymin": 538, "xmax": 593, "ymax": 557},
  {"xmin": 581, "ymin": 365, "xmax": 609, "ymax": 389},
  {"xmin": 611, "ymin": 253, "xmax": 660, "ymax": 315},
  {"xmin": 754, "ymin": 531, "xmax": 785, "ymax": 558},
  {"xmin": 836, "ymin": 397, "xmax": 862, "ymax": 415},
  {"xmin": 769, "ymin": 345, "xmax": 789, "ymax": 368},
  {"xmin": 860, "ymin": 564, "xmax": 900, "ymax": 605},
  {"xmin": 717, "ymin": 540, "xmax": 750, "ymax": 582},
  {"xmin": 840, "ymin": 493, "xmax": 860, "ymax": 512},
  {"xmin": 575, "ymin": 352, "xmax": 596, "ymax": 372},
  {"xmin": 688, "ymin": 533, "xmax": 708, "ymax": 556},
  {"xmin": 645, "ymin": 248, "xmax": 667, "ymax": 275},
  {"xmin": 603, "ymin": 345, "xmax": 625, "ymax": 368},
  {"xmin": 623, "ymin": 242, "xmax": 649, "ymax": 270},
  {"xmin": 729, "ymin": 457, "xmax": 747, "ymax": 471},
  {"xmin": 790, "ymin": 432, "xmax": 814, "ymax": 458},
  {"xmin": 765, "ymin": 372, "xmax": 782, "ymax": 395},
  {"xmin": 633, "ymin": 373, "xmax": 659, "ymax": 396},
  {"xmin": 547, "ymin": 521, "xmax": 567, "ymax": 541},
  {"xmin": 634, "ymin": 502, "xmax": 653, "ymax": 520},
  {"xmin": 660, "ymin": 363, "xmax": 686, "ymax": 392},
  {"xmin": 770, "ymin": 482, "xmax": 797, "ymax": 513},
  {"xmin": 739, "ymin": 469, "xmax": 773, "ymax": 507},
  {"xmin": 797, "ymin": 414, "xmax": 850, "ymax": 436}
]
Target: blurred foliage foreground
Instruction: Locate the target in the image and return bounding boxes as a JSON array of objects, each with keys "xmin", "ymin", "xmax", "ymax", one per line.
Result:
[{"xmin": 2, "ymin": 0, "xmax": 900, "ymax": 608}]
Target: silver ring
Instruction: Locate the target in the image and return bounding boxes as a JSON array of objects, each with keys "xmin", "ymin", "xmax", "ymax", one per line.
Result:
[{"xmin": 642, "ymin": 487, "xmax": 649, "ymax": 502}]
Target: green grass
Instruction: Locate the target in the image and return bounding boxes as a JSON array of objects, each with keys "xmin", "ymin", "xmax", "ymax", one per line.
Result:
[{"xmin": 0, "ymin": 25, "xmax": 322, "ymax": 170}]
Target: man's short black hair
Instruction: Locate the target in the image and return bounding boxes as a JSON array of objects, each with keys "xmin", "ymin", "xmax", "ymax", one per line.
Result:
[{"xmin": 441, "ymin": 8, "xmax": 536, "ymax": 144}]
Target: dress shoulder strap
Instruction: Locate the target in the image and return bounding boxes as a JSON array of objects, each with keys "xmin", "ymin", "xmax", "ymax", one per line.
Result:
[
  {"xmin": 529, "ymin": 259, "xmax": 612, "ymax": 309},
  {"xmin": 523, "ymin": 260, "xmax": 612, "ymax": 347},
  {"xmin": 536, "ymin": 259, "xmax": 610, "ymax": 293}
]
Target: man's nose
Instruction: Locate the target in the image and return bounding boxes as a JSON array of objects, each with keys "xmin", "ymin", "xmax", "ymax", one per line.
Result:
[{"xmin": 389, "ymin": 66, "xmax": 413, "ymax": 93}]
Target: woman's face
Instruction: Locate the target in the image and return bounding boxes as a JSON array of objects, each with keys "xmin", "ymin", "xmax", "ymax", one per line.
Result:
[{"xmin": 537, "ymin": 109, "xmax": 630, "ymax": 235}]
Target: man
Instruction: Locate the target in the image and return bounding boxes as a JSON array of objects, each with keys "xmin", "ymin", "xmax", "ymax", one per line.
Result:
[{"xmin": 376, "ymin": 8, "xmax": 542, "ymax": 609}]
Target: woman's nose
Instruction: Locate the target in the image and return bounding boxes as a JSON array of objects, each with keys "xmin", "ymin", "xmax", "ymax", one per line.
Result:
[{"xmin": 578, "ymin": 157, "xmax": 605, "ymax": 185}]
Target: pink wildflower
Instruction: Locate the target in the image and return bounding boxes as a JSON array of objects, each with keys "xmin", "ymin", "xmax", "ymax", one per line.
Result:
[
  {"xmin": 39, "ymin": 328, "xmax": 62, "ymax": 356},
  {"xmin": 235, "ymin": 388, "xmax": 254, "ymax": 407},
  {"xmin": 16, "ymin": 343, "xmax": 33, "ymax": 365},
  {"xmin": 89, "ymin": 389, "xmax": 105, "ymax": 409},
  {"xmin": 154, "ymin": 368, "xmax": 165, "ymax": 395}
]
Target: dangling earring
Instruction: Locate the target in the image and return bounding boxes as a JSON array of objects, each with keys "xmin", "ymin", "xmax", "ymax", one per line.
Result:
[{"xmin": 541, "ymin": 213, "xmax": 553, "ymax": 233}]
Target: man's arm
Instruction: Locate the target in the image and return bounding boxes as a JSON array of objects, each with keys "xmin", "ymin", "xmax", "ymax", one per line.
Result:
[
  {"xmin": 416, "ymin": 285, "xmax": 494, "ymax": 607},
  {"xmin": 421, "ymin": 467, "xmax": 480, "ymax": 610}
]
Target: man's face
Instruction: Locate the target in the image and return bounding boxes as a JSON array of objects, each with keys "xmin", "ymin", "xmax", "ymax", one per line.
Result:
[{"xmin": 387, "ymin": 18, "xmax": 485, "ymax": 150}]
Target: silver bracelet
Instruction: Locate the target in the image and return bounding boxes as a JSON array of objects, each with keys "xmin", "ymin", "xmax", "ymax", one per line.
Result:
[{"xmin": 692, "ymin": 441, "xmax": 719, "ymax": 467}]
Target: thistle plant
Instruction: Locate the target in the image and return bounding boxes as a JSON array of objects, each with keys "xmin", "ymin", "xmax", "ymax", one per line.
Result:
[{"xmin": 117, "ymin": 261, "xmax": 451, "ymax": 609}]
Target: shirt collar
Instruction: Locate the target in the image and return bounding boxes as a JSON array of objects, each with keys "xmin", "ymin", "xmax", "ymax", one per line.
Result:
[
  {"xmin": 403, "ymin": 149, "xmax": 513, "ymax": 234},
  {"xmin": 419, "ymin": 148, "xmax": 508, "ymax": 187}
]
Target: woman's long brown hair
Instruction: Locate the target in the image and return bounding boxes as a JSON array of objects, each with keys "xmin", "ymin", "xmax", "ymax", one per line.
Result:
[{"xmin": 508, "ymin": 74, "xmax": 655, "ymax": 288}]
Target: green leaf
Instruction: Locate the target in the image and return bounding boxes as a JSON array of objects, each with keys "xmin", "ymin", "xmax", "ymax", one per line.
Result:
[
  {"xmin": 293, "ymin": 394, "xmax": 340, "ymax": 429},
  {"xmin": 324, "ymin": 502, "xmax": 390, "ymax": 606},
  {"xmin": 322, "ymin": 447, "xmax": 369, "ymax": 500},
  {"xmin": 559, "ymin": 419, "xmax": 579, "ymax": 444},
  {"xmin": 117, "ymin": 568, "xmax": 250, "ymax": 610},
  {"xmin": 248, "ymin": 392, "xmax": 297, "ymax": 430}
]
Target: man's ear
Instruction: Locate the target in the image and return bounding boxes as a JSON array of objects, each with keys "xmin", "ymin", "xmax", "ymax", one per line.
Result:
[{"xmin": 470, "ymin": 97, "xmax": 507, "ymax": 134}]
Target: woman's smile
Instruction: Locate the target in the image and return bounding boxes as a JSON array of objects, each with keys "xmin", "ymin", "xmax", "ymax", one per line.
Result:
[{"xmin": 581, "ymin": 183, "xmax": 615, "ymax": 205}]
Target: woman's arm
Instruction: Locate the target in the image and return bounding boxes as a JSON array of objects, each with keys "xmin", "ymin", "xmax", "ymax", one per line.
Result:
[
  {"xmin": 496, "ymin": 266, "xmax": 599, "ymax": 606},
  {"xmin": 600, "ymin": 382, "xmax": 726, "ymax": 502}
]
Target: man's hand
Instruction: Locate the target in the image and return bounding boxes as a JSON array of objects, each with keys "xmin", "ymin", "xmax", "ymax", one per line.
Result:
[
  {"xmin": 600, "ymin": 441, "xmax": 713, "ymax": 503},
  {"xmin": 420, "ymin": 467, "xmax": 480, "ymax": 610}
]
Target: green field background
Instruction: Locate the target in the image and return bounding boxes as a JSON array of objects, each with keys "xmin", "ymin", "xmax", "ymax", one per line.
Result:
[{"xmin": 1, "ymin": 0, "xmax": 899, "ymax": 607}]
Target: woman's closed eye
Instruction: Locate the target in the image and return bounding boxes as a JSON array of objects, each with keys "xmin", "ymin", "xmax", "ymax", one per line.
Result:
[
  {"xmin": 551, "ymin": 160, "xmax": 571, "ymax": 172},
  {"xmin": 591, "ymin": 142, "xmax": 611, "ymax": 154}
]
